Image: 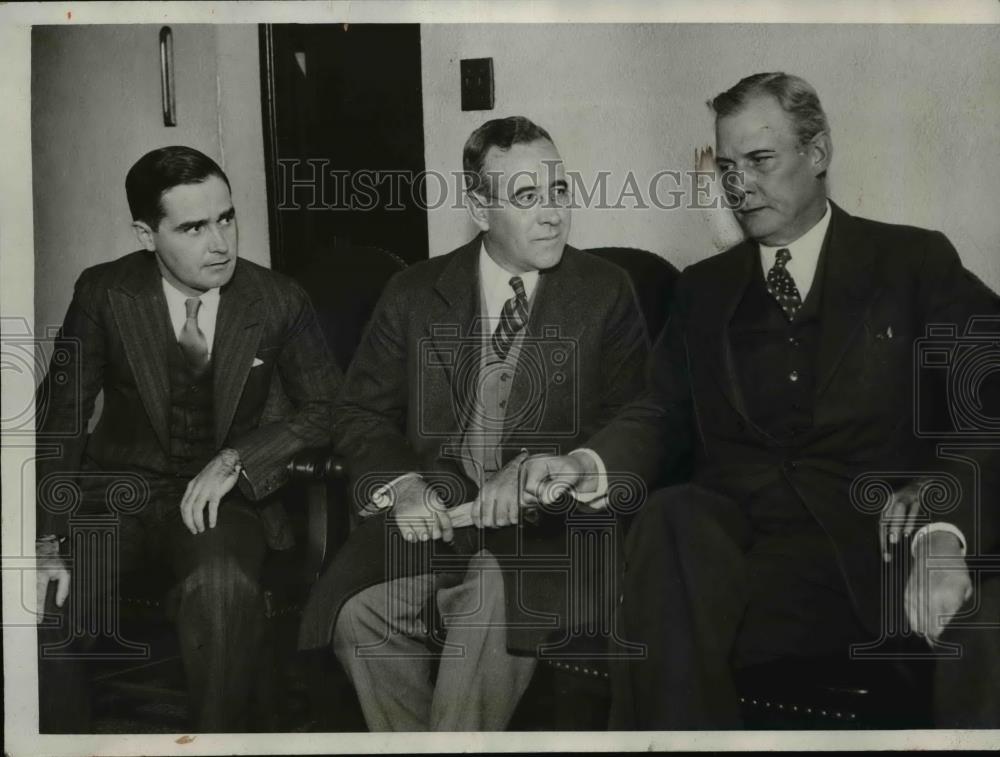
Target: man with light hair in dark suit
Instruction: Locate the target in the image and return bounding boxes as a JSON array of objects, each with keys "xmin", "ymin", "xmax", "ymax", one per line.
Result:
[{"xmin": 521, "ymin": 72, "xmax": 1000, "ymax": 728}]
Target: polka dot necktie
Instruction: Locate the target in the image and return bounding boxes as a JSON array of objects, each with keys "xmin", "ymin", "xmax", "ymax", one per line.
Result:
[
  {"xmin": 766, "ymin": 248, "xmax": 802, "ymax": 321},
  {"xmin": 491, "ymin": 276, "xmax": 529, "ymax": 360},
  {"xmin": 178, "ymin": 297, "xmax": 210, "ymax": 376}
]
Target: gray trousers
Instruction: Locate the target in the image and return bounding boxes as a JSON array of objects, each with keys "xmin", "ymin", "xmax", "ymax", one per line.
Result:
[{"xmin": 333, "ymin": 550, "xmax": 537, "ymax": 731}]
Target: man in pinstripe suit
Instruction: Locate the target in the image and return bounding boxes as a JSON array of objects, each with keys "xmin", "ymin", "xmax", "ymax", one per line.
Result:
[{"xmin": 34, "ymin": 146, "xmax": 339, "ymax": 732}]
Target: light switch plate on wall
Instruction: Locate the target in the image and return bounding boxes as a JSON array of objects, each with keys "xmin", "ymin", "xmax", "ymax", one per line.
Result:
[{"xmin": 460, "ymin": 57, "xmax": 494, "ymax": 111}]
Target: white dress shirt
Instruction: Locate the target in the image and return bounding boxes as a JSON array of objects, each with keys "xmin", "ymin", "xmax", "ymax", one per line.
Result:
[{"xmin": 161, "ymin": 278, "xmax": 221, "ymax": 358}]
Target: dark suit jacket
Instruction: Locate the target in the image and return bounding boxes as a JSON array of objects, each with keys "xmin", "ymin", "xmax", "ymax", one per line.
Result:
[
  {"xmin": 299, "ymin": 236, "xmax": 649, "ymax": 653},
  {"xmin": 36, "ymin": 250, "xmax": 340, "ymax": 536},
  {"xmin": 589, "ymin": 202, "xmax": 1000, "ymax": 632}
]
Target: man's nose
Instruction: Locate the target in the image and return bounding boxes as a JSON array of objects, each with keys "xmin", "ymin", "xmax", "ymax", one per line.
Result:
[
  {"xmin": 538, "ymin": 201, "xmax": 563, "ymax": 225},
  {"xmin": 207, "ymin": 223, "xmax": 229, "ymax": 253},
  {"xmin": 723, "ymin": 169, "xmax": 752, "ymax": 209}
]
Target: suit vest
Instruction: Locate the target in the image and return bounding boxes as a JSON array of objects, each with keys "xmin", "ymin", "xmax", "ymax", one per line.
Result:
[
  {"xmin": 729, "ymin": 247, "xmax": 827, "ymax": 532},
  {"xmin": 166, "ymin": 341, "xmax": 217, "ymax": 477}
]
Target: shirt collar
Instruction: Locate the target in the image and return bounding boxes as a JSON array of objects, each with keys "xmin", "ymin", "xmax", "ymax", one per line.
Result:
[
  {"xmin": 478, "ymin": 242, "xmax": 540, "ymax": 320},
  {"xmin": 758, "ymin": 200, "xmax": 831, "ymax": 299},
  {"xmin": 161, "ymin": 277, "xmax": 221, "ymax": 308}
]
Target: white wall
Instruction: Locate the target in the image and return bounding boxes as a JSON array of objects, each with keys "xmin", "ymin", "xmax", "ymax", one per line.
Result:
[
  {"xmin": 420, "ymin": 24, "xmax": 1000, "ymax": 292},
  {"xmin": 31, "ymin": 24, "xmax": 270, "ymax": 336}
]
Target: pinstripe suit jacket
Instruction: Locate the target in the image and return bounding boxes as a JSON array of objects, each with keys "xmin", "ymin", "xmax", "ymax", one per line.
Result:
[{"xmin": 36, "ymin": 250, "xmax": 340, "ymax": 536}]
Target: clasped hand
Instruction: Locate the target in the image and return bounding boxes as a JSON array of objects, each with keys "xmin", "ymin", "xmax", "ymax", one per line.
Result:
[{"xmin": 390, "ymin": 475, "xmax": 454, "ymax": 543}]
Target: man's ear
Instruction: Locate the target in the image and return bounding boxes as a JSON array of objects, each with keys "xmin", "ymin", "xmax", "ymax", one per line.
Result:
[
  {"xmin": 132, "ymin": 220, "xmax": 156, "ymax": 252},
  {"xmin": 466, "ymin": 192, "xmax": 490, "ymax": 233},
  {"xmin": 808, "ymin": 131, "xmax": 833, "ymax": 178}
]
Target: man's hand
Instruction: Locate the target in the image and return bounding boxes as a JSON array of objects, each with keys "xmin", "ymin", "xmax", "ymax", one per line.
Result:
[
  {"xmin": 880, "ymin": 478, "xmax": 925, "ymax": 562},
  {"xmin": 472, "ymin": 451, "xmax": 529, "ymax": 529},
  {"xmin": 905, "ymin": 530, "xmax": 972, "ymax": 643},
  {"xmin": 180, "ymin": 448, "xmax": 242, "ymax": 535},
  {"xmin": 521, "ymin": 452, "xmax": 594, "ymax": 507},
  {"xmin": 35, "ymin": 536, "xmax": 70, "ymax": 618},
  {"xmin": 390, "ymin": 475, "xmax": 453, "ymax": 544}
]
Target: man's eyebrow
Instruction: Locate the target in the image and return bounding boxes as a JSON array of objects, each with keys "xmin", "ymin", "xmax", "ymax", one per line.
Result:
[
  {"xmin": 173, "ymin": 206, "xmax": 234, "ymax": 231},
  {"xmin": 547, "ymin": 178, "xmax": 568, "ymax": 189},
  {"xmin": 174, "ymin": 216, "xmax": 210, "ymax": 231},
  {"xmin": 511, "ymin": 184, "xmax": 542, "ymax": 198}
]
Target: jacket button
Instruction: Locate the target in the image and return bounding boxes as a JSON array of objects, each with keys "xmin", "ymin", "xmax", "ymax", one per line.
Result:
[
  {"xmin": 788, "ymin": 370, "xmax": 799, "ymax": 383},
  {"xmin": 618, "ymin": 593, "xmax": 625, "ymax": 606}
]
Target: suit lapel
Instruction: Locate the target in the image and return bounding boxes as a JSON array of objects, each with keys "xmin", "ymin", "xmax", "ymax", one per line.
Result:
[
  {"xmin": 429, "ymin": 238, "xmax": 481, "ymax": 432},
  {"xmin": 212, "ymin": 261, "xmax": 264, "ymax": 446},
  {"xmin": 700, "ymin": 242, "xmax": 756, "ymax": 421},
  {"xmin": 814, "ymin": 204, "xmax": 881, "ymax": 398},
  {"xmin": 108, "ymin": 253, "xmax": 173, "ymax": 454}
]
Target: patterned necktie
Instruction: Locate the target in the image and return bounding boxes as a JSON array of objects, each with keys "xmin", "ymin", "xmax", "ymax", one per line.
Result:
[
  {"xmin": 178, "ymin": 297, "xmax": 210, "ymax": 375},
  {"xmin": 766, "ymin": 248, "xmax": 802, "ymax": 321},
  {"xmin": 491, "ymin": 276, "xmax": 529, "ymax": 360}
]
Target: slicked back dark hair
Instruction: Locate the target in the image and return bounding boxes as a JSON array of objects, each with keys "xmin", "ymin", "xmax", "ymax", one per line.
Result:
[
  {"xmin": 125, "ymin": 146, "xmax": 231, "ymax": 230},
  {"xmin": 710, "ymin": 72, "xmax": 830, "ymax": 145},
  {"xmin": 462, "ymin": 116, "xmax": 554, "ymax": 196}
]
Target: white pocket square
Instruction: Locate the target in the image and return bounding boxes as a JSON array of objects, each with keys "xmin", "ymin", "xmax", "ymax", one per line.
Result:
[{"xmin": 252, "ymin": 357, "xmax": 265, "ymax": 368}]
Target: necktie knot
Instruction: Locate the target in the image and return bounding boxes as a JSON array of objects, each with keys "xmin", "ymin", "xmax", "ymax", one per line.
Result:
[
  {"xmin": 179, "ymin": 297, "xmax": 209, "ymax": 375},
  {"xmin": 775, "ymin": 248, "xmax": 792, "ymax": 267},
  {"xmin": 509, "ymin": 275, "xmax": 526, "ymax": 302},
  {"xmin": 492, "ymin": 276, "xmax": 530, "ymax": 360}
]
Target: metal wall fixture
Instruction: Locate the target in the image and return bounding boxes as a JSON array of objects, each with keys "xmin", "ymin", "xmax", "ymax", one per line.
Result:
[{"xmin": 159, "ymin": 26, "xmax": 176, "ymax": 126}]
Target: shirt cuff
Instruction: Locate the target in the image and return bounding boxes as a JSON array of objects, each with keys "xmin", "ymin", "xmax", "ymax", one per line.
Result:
[
  {"xmin": 911, "ymin": 522, "xmax": 967, "ymax": 558},
  {"xmin": 568, "ymin": 448, "xmax": 609, "ymax": 509},
  {"xmin": 370, "ymin": 472, "xmax": 422, "ymax": 512}
]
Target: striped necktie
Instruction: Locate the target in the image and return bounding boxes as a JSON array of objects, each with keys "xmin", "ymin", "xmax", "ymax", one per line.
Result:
[
  {"xmin": 178, "ymin": 297, "xmax": 210, "ymax": 375},
  {"xmin": 765, "ymin": 248, "xmax": 802, "ymax": 321},
  {"xmin": 491, "ymin": 276, "xmax": 529, "ymax": 360}
]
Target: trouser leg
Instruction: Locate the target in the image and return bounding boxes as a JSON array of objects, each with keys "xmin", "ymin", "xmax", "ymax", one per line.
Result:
[
  {"xmin": 610, "ymin": 484, "xmax": 752, "ymax": 730},
  {"xmin": 934, "ymin": 574, "xmax": 1000, "ymax": 727},
  {"xmin": 333, "ymin": 573, "xmax": 437, "ymax": 731},
  {"xmin": 430, "ymin": 550, "xmax": 537, "ymax": 731},
  {"xmin": 164, "ymin": 499, "xmax": 268, "ymax": 732}
]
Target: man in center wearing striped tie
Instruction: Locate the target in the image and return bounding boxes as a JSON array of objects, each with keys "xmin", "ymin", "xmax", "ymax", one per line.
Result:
[{"xmin": 299, "ymin": 116, "xmax": 650, "ymax": 730}]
